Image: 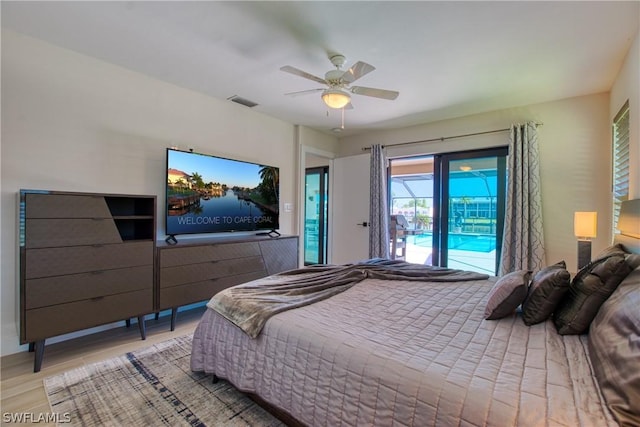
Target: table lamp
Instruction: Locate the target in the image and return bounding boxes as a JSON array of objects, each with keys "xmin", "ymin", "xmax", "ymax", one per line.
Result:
[{"xmin": 574, "ymin": 211, "xmax": 597, "ymax": 269}]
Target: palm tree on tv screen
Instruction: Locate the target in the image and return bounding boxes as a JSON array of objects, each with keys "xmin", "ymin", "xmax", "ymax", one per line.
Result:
[
  {"xmin": 191, "ymin": 172, "xmax": 204, "ymax": 190},
  {"xmin": 259, "ymin": 166, "xmax": 279, "ymax": 206}
]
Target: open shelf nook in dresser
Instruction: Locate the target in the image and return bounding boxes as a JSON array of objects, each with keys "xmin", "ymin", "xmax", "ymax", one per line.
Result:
[{"xmin": 19, "ymin": 190, "xmax": 156, "ymax": 372}]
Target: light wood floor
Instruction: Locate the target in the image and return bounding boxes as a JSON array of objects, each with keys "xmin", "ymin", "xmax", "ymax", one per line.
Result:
[{"xmin": 1, "ymin": 307, "xmax": 206, "ymax": 426}]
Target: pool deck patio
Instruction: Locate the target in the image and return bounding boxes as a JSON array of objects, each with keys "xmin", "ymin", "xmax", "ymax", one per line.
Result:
[{"xmin": 404, "ymin": 241, "xmax": 496, "ymax": 275}]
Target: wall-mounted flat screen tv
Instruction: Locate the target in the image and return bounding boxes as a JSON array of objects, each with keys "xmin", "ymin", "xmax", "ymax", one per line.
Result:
[{"xmin": 165, "ymin": 148, "xmax": 279, "ymax": 237}]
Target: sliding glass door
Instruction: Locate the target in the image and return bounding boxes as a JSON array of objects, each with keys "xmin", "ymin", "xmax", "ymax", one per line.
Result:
[
  {"xmin": 389, "ymin": 148, "xmax": 507, "ymax": 275},
  {"xmin": 304, "ymin": 167, "xmax": 329, "ymax": 265},
  {"xmin": 433, "ymin": 148, "xmax": 507, "ymax": 275}
]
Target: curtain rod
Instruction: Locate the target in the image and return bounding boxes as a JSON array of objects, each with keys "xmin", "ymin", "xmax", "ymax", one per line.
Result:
[{"xmin": 361, "ymin": 122, "xmax": 543, "ymax": 151}]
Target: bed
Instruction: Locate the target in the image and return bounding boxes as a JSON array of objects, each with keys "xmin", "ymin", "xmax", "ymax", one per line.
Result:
[{"xmin": 191, "ymin": 201, "xmax": 640, "ymax": 427}]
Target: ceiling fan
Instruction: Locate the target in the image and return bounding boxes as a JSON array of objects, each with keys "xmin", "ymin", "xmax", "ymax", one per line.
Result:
[{"xmin": 280, "ymin": 54, "xmax": 399, "ymax": 109}]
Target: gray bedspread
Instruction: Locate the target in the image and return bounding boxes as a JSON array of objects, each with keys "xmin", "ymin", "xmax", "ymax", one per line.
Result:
[
  {"xmin": 191, "ymin": 274, "xmax": 618, "ymax": 426},
  {"xmin": 208, "ymin": 259, "xmax": 488, "ymax": 338}
]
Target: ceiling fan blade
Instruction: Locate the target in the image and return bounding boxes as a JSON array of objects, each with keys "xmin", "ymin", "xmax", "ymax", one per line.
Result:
[
  {"xmin": 284, "ymin": 88, "xmax": 324, "ymax": 97},
  {"xmin": 280, "ymin": 66, "xmax": 327, "ymax": 85},
  {"xmin": 350, "ymin": 86, "xmax": 399, "ymax": 100},
  {"xmin": 341, "ymin": 61, "xmax": 375, "ymax": 83}
]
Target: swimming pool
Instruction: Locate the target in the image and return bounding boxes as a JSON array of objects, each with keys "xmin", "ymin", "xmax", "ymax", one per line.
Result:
[{"xmin": 411, "ymin": 232, "xmax": 497, "ymax": 253}]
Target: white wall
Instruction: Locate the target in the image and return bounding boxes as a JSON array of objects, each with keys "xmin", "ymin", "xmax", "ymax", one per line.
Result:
[
  {"xmin": 338, "ymin": 93, "xmax": 614, "ymax": 274},
  {"xmin": 298, "ymin": 126, "xmax": 339, "ymax": 155},
  {"xmin": 0, "ymin": 30, "xmax": 335, "ymax": 356},
  {"xmin": 610, "ymin": 28, "xmax": 639, "ymax": 199}
]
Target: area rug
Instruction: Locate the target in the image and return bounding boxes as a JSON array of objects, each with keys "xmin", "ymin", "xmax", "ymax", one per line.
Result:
[{"xmin": 44, "ymin": 335, "xmax": 284, "ymax": 426}]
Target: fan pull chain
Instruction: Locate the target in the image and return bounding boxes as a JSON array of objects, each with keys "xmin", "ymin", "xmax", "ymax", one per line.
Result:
[{"xmin": 341, "ymin": 107, "xmax": 345, "ymax": 129}]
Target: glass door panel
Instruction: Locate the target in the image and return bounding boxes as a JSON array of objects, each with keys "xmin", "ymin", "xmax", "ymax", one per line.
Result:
[
  {"xmin": 447, "ymin": 158, "xmax": 498, "ymax": 274},
  {"xmin": 389, "ymin": 156, "xmax": 434, "ymax": 265},
  {"xmin": 304, "ymin": 167, "xmax": 328, "ymax": 264},
  {"xmin": 435, "ymin": 148, "xmax": 507, "ymax": 275}
]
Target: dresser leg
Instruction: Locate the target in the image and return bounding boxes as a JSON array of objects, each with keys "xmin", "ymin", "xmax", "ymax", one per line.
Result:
[
  {"xmin": 33, "ymin": 340, "xmax": 45, "ymax": 373},
  {"xmin": 171, "ymin": 308, "xmax": 178, "ymax": 331},
  {"xmin": 28, "ymin": 342, "xmax": 35, "ymax": 352},
  {"xmin": 125, "ymin": 319, "xmax": 131, "ymax": 328},
  {"xmin": 137, "ymin": 316, "xmax": 146, "ymax": 340}
]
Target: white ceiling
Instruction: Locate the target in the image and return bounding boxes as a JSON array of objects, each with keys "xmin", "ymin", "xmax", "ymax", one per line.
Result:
[{"xmin": 2, "ymin": 1, "xmax": 638, "ymax": 137}]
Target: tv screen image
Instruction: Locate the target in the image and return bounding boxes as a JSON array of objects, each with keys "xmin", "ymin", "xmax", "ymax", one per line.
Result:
[{"xmin": 165, "ymin": 148, "xmax": 279, "ymax": 236}]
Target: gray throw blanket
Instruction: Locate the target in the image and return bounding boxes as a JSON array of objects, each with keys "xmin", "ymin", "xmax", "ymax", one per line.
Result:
[{"xmin": 208, "ymin": 259, "xmax": 489, "ymax": 338}]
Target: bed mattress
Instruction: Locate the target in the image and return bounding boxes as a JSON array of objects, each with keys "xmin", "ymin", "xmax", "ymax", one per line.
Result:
[{"xmin": 191, "ymin": 276, "xmax": 617, "ymax": 426}]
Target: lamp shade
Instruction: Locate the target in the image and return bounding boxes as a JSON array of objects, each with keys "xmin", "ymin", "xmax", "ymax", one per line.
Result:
[
  {"xmin": 574, "ymin": 211, "xmax": 597, "ymax": 239},
  {"xmin": 322, "ymin": 89, "xmax": 350, "ymax": 109}
]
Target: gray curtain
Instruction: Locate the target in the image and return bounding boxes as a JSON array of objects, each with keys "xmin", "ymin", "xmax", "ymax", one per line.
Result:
[
  {"xmin": 499, "ymin": 122, "xmax": 546, "ymax": 275},
  {"xmin": 369, "ymin": 144, "xmax": 390, "ymax": 259}
]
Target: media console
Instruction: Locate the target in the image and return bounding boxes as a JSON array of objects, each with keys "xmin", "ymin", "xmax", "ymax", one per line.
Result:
[{"xmin": 156, "ymin": 235, "xmax": 298, "ymax": 330}]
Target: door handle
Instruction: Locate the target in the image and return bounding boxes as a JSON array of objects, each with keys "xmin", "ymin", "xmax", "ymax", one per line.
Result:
[{"xmin": 357, "ymin": 222, "xmax": 369, "ymax": 227}]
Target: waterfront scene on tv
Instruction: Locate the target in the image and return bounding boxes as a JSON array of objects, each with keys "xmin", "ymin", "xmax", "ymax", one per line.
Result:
[{"xmin": 166, "ymin": 149, "xmax": 279, "ymax": 235}]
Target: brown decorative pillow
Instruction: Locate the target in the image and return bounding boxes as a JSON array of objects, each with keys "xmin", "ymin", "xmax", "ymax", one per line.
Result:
[
  {"xmin": 522, "ymin": 261, "xmax": 570, "ymax": 326},
  {"xmin": 553, "ymin": 253, "xmax": 633, "ymax": 335},
  {"xmin": 594, "ymin": 243, "xmax": 627, "ymax": 258},
  {"xmin": 597, "ymin": 243, "xmax": 640, "ymax": 270},
  {"xmin": 626, "ymin": 253, "xmax": 640, "ymax": 270},
  {"xmin": 484, "ymin": 270, "xmax": 531, "ymax": 320}
]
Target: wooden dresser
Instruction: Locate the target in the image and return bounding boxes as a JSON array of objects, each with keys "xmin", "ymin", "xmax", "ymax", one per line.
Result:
[
  {"xmin": 157, "ymin": 235, "xmax": 299, "ymax": 329},
  {"xmin": 19, "ymin": 190, "xmax": 156, "ymax": 372}
]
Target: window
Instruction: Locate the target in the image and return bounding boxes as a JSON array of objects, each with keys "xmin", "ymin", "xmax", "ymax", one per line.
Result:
[{"xmin": 612, "ymin": 101, "xmax": 630, "ymax": 233}]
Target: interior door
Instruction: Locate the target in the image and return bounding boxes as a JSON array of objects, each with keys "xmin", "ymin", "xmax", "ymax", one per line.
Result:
[{"xmin": 330, "ymin": 153, "xmax": 370, "ymax": 264}]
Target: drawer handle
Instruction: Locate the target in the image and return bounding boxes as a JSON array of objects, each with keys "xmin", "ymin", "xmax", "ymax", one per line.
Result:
[
  {"xmin": 90, "ymin": 296, "xmax": 105, "ymax": 301},
  {"xmin": 209, "ymin": 278, "xmax": 219, "ymax": 282},
  {"xmin": 210, "ymin": 260, "xmax": 218, "ymax": 264}
]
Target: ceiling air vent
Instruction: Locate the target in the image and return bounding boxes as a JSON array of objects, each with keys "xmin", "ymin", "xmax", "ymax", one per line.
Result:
[{"xmin": 227, "ymin": 95, "xmax": 258, "ymax": 108}]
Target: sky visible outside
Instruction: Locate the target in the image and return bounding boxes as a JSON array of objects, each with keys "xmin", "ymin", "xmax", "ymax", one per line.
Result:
[{"xmin": 168, "ymin": 149, "xmax": 273, "ymax": 188}]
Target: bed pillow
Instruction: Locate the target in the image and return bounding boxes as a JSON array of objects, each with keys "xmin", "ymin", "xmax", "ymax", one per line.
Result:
[
  {"xmin": 521, "ymin": 261, "xmax": 570, "ymax": 326},
  {"xmin": 594, "ymin": 244, "xmax": 640, "ymax": 270},
  {"xmin": 625, "ymin": 253, "xmax": 640, "ymax": 270},
  {"xmin": 484, "ymin": 270, "xmax": 531, "ymax": 320},
  {"xmin": 594, "ymin": 243, "xmax": 627, "ymax": 259},
  {"xmin": 553, "ymin": 253, "xmax": 632, "ymax": 335},
  {"xmin": 588, "ymin": 266, "xmax": 640, "ymax": 426}
]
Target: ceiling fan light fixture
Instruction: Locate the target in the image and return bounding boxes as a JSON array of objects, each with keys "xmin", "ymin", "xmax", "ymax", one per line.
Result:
[{"xmin": 322, "ymin": 89, "xmax": 351, "ymax": 109}]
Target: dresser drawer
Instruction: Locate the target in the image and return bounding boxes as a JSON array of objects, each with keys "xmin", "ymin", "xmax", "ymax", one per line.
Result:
[
  {"xmin": 24, "ymin": 289, "xmax": 153, "ymax": 343},
  {"xmin": 158, "ymin": 271, "xmax": 267, "ymax": 310},
  {"xmin": 25, "ymin": 241, "xmax": 153, "ymax": 279},
  {"xmin": 25, "ymin": 265, "xmax": 152, "ymax": 309},
  {"xmin": 159, "ymin": 241, "xmax": 261, "ymax": 267},
  {"xmin": 159, "ymin": 256, "xmax": 265, "ymax": 288},
  {"xmin": 25, "ymin": 218, "xmax": 122, "ymax": 248},
  {"xmin": 25, "ymin": 193, "xmax": 112, "ymax": 218}
]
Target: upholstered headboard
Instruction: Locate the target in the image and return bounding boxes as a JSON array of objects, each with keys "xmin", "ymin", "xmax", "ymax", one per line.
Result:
[{"xmin": 614, "ymin": 199, "xmax": 640, "ymax": 254}]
